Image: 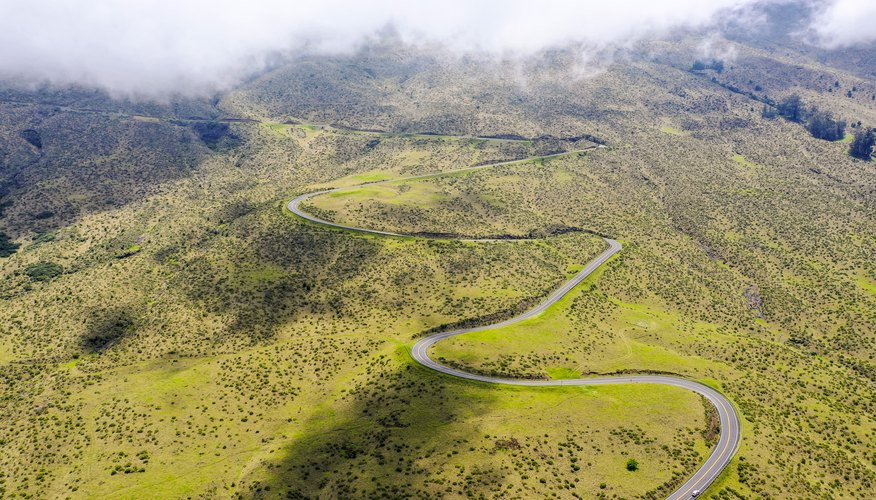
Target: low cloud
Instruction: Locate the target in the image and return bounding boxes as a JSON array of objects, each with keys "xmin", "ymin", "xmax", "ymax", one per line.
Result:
[
  {"xmin": 808, "ymin": 0, "xmax": 876, "ymax": 48},
  {"xmin": 0, "ymin": 0, "xmax": 870, "ymax": 98}
]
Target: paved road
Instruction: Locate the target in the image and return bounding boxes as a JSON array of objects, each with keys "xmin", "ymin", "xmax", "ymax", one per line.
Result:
[{"xmin": 288, "ymin": 148, "xmax": 740, "ymax": 499}]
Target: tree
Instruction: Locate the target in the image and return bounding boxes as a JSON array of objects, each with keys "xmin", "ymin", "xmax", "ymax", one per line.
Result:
[
  {"xmin": 807, "ymin": 110, "xmax": 846, "ymax": 141},
  {"xmin": 761, "ymin": 105, "xmax": 778, "ymax": 120},
  {"xmin": 0, "ymin": 231, "xmax": 19, "ymax": 258},
  {"xmin": 691, "ymin": 59, "xmax": 724, "ymax": 73},
  {"xmin": 626, "ymin": 458, "xmax": 639, "ymax": 471},
  {"xmin": 850, "ymin": 128, "xmax": 875, "ymax": 160},
  {"xmin": 777, "ymin": 94, "xmax": 804, "ymax": 123}
]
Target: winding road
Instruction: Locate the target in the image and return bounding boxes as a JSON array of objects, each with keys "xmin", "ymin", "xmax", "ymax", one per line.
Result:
[{"xmin": 288, "ymin": 148, "xmax": 740, "ymax": 499}]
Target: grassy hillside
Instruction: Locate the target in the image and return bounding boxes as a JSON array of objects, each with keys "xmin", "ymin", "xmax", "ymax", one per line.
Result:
[
  {"xmin": 304, "ymin": 100, "xmax": 875, "ymax": 497},
  {"xmin": 0, "ymin": 121, "xmax": 703, "ymax": 498},
  {"xmin": 1, "ymin": 31, "xmax": 875, "ymax": 499}
]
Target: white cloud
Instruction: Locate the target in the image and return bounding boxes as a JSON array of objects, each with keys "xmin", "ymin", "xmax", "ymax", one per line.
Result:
[
  {"xmin": 1, "ymin": 0, "xmax": 867, "ymax": 98},
  {"xmin": 808, "ymin": 0, "xmax": 876, "ymax": 48}
]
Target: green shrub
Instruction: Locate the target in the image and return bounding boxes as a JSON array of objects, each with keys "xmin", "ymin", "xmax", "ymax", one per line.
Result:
[
  {"xmin": 25, "ymin": 261, "xmax": 64, "ymax": 282},
  {"xmin": 807, "ymin": 110, "xmax": 846, "ymax": 141},
  {"xmin": 0, "ymin": 231, "xmax": 19, "ymax": 257},
  {"xmin": 850, "ymin": 128, "xmax": 875, "ymax": 160},
  {"xmin": 777, "ymin": 94, "xmax": 804, "ymax": 123},
  {"xmin": 33, "ymin": 232, "xmax": 56, "ymax": 245}
]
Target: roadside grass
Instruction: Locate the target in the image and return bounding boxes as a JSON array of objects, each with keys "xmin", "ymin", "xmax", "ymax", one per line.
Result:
[
  {"xmin": 546, "ymin": 366, "xmax": 581, "ymax": 379},
  {"xmin": 430, "ymin": 263, "xmax": 727, "ymax": 380},
  {"xmin": 326, "ymin": 182, "xmax": 448, "ymax": 208},
  {"xmin": 333, "ymin": 170, "xmax": 398, "ymax": 186},
  {"xmin": 304, "ymin": 153, "xmax": 598, "ymax": 239}
]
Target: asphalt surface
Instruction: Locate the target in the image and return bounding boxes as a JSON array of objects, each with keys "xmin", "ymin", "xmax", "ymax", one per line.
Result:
[{"xmin": 288, "ymin": 148, "xmax": 740, "ymax": 499}]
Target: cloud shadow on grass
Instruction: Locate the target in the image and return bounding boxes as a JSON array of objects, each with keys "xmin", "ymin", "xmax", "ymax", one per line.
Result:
[
  {"xmin": 172, "ymin": 210, "xmax": 383, "ymax": 343},
  {"xmin": 240, "ymin": 360, "xmax": 512, "ymax": 498}
]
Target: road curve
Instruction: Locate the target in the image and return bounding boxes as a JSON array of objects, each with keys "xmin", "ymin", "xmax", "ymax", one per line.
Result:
[{"xmin": 287, "ymin": 148, "xmax": 740, "ymax": 499}]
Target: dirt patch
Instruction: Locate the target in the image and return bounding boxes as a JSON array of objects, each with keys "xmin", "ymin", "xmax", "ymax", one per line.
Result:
[
  {"xmin": 701, "ymin": 396, "xmax": 720, "ymax": 447},
  {"xmin": 494, "ymin": 437, "xmax": 521, "ymax": 451}
]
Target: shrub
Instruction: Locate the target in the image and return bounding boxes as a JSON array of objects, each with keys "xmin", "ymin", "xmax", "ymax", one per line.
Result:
[
  {"xmin": 777, "ymin": 94, "xmax": 804, "ymax": 123},
  {"xmin": 691, "ymin": 59, "xmax": 724, "ymax": 73},
  {"xmin": 761, "ymin": 105, "xmax": 779, "ymax": 120},
  {"xmin": 850, "ymin": 128, "xmax": 875, "ymax": 160},
  {"xmin": 33, "ymin": 232, "xmax": 55, "ymax": 244},
  {"xmin": 807, "ymin": 110, "xmax": 846, "ymax": 141},
  {"xmin": 25, "ymin": 261, "xmax": 64, "ymax": 281},
  {"xmin": 0, "ymin": 231, "xmax": 19, "ymax": 257}
]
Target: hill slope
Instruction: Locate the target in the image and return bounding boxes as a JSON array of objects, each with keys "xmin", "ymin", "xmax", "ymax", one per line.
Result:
[{"xmin": 1, "ymin": 29, "xmax": 874, "ymax": 498}]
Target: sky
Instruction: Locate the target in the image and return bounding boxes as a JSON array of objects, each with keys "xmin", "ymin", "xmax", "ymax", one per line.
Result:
[{"xmin": 0, "ymin": 0, "xmax": 872, "ymax": 98}]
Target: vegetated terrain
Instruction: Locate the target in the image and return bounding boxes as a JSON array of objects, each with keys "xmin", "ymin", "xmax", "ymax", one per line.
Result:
[{"xmin": 1, "ymin": 18, "xmax": 875, "ymax": 500}]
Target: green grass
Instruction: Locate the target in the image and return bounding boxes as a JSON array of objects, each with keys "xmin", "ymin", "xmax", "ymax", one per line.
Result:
[
  {"xmin": 240, "ymin": 263, "xmax": 288, "ymax": 283},
  {"xmin": 732, "ymin": 154, "xmax": 759, "ymax": 169},
  {"xmin": 546, "ymin": 366, "xmax": 581, "ymax": 379},
  {"xmin": 59, "ymin": 357, "xmax": 83, "ymax": 370},
  {"xmin": 262, "ymin": 122, "xmax": 291, "ymax": 135},
  {"xmin": 660, "ymin": 126, "xmax": 686, "ymax": 136},
  {"xmin": 345, "ymin": 170, "xmax": 397, "ymax": 183},
  {"xmin": 431, "ymin": 263, "xmax": 726, "ymax": 380},
  {"xmin": 303, "ymin": 152, "xmax": 598, "ymax": 239},
  {"xmin": 855, "ymin": 274, "xmax": 876, "ymax": 296},
  {"xmin": 0, "ymin": 343, "xmax": 13, "ymax": 364},
  {"xmin": 326, "ymin": 182, "xmax": 447, "ymax": 208}
]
